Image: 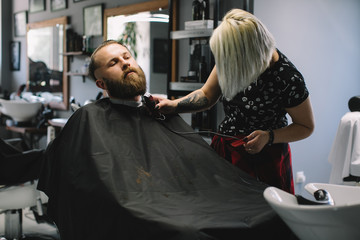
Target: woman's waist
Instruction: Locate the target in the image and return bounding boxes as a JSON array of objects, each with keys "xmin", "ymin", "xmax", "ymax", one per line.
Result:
[{"xmin": 218, "ymin": 122, "xmax": 287, "ymax": 136}]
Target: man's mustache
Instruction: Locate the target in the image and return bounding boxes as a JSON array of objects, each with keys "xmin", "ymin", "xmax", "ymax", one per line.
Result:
[{"xmin": 122, "ymin": 67, "xmax": 138, "ymax": 79}]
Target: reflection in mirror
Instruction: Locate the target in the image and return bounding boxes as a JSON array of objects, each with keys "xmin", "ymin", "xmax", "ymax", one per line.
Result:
[
  {"xmin": 27, "ymin": 16, "xmax": 68, "ymax": 110},
  {"xmin": 107, "ymin": 12, "xmax": 169, "ymax": 58},
  {"xmin": 104, "ymin": 0, "xmax": 170, "ymax": 94},
  {"xmin": 28, "ymin": 25, "xmax": 63, "ymax": 92}
]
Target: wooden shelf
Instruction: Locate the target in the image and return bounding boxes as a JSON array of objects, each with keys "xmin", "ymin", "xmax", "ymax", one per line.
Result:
[
  {"xmin": 66, "ymin": 72, "xmax": 88, "ymax": 76},
  {"xmin": 170, "ymin": 29, "xmax": 213, "ymax": 39},
  {"xmin": 167, "ymin": 0, "xmax": 218, "ymax": 131},
  {"xmin": 66, "ymin": 72, "xmax": 88, "ymax": 82},
  {"xmin": 169, "ymin": 82, "xmax": 204, "ymax": 91},
  {"xmin": 62, "ymin": 51, "xmax": 90, "ymax": 56}
]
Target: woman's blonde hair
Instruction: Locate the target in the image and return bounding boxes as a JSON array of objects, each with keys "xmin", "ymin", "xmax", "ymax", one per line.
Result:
[{"xmin": 210, "ymin": 9, "xmax": 275, "ymax": 99}]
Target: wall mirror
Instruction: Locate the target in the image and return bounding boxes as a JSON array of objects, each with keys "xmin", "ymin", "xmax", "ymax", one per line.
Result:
[
  {"xmin": 27, "ymin": 16, "xmax": 69, "ymax": 110},
  {"xmin": 104, "ymin": 0, "xmax": 176, "ymax": 94}
]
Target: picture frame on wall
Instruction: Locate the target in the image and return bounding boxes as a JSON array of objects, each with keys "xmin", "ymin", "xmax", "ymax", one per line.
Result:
[
  {"xmin": 14, "ymin": 11, "xmax": 27, "ymax": 37},
  {"xmin": 29, "ymin": 0, "xmax": 46, "ymax": 13},
  {"xmin": 10, "ymin": 41, "xmax": 21, "ymax": 71},
  {"xmin": 83, "ymin": 4, "xmax": 103, "ymax": 36},
  {"xmin": 51, "ymin": 0, "xmax": 67, "ymax": 11}
]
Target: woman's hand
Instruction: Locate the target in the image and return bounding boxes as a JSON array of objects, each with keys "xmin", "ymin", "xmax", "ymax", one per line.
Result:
[
  {"xmin": 154, "ymin": 97, "xmax": 178, "ymax": 114},
  {"xmin": 154, "ymin": 66, "xmax": 222, "ymax": 115},
  {"xmin": 243, "ymin": 130, "xmax": 270, "ymax": 154},
  {"xmin": 243, "ymin": 97, "xmax": 315, "ymax": 155}
]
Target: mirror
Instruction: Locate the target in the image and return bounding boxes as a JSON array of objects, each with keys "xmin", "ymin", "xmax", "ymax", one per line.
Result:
[
  {"xmin": 104, "ymin": 0, "xmax": 175, "ymax": 94},
  {"xmin": 27, "ymin": 16, "xmax": 68, "ymax": 110}
]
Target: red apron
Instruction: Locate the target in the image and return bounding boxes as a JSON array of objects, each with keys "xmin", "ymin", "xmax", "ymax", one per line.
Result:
[{"xmin": 211, "ymin": 135, "xmax": 294, "ymax": 194}]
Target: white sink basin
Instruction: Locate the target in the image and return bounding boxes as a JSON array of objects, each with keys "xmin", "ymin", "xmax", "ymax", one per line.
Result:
[
  {"xmin": 0, "ymin": 99, "xmax": 42, "ymax": 122},
  {"xmin": 263, "ymin": 183, "xmax": 360, "ymax": 240}
]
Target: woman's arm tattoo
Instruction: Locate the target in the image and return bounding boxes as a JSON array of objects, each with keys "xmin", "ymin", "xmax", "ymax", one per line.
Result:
[{"xmin": 176, "ymin": 92, "xmax": 209, "ymax": 112}]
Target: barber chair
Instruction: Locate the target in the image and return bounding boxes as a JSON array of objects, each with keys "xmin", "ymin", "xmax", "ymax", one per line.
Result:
[
  {"xmin": 329, "ymin": 97, "xmax": 360, "ymax": 186},
  {"xmin": 0, "ymin": 181, "xmax": 51, "ymax": 239},
  {"xmin": 0, "ymin": 138, "xmax": 57, "ymax": 239}
]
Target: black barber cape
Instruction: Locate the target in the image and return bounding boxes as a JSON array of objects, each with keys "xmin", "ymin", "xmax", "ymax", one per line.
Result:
[{"xmin": 38, "ymin": 98, "xmax": 293, "ymax": 240}]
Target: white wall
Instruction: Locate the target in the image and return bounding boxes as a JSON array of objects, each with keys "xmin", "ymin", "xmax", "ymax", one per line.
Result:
[{"xmin": 254, "ymin": 0, "xmax": 360, "ymax": 191}]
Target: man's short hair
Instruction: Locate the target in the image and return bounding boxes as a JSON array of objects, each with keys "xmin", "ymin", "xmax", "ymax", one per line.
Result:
[{"xmin": 88, "ymin": 40, "xmax": 128, "ymax": 80}]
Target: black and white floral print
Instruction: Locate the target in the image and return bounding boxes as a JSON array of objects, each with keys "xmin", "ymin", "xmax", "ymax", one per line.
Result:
[{"xmin": 219, "ymin": 50, "xmax": 309, "ymax": 136}]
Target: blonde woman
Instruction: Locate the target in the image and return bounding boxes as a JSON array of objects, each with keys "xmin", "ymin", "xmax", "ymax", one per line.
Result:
[{"xmin": 156, "ymin": 9, "xmax": 314, "ymax": 194}]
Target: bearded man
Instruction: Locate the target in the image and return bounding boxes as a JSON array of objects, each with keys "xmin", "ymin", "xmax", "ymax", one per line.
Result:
[
  {"xmin": 37, "ymin": 40, "xmax": 294, "ymax": 240},
  {"xmin": 89, "ymin": 40, "xmax": 147, "ymax": 100}
]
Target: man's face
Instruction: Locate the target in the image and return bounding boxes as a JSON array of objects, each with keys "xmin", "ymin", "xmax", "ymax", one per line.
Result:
[{"xmin": 94, "ymin": 43, "xmax": 146, "ymax": 99}]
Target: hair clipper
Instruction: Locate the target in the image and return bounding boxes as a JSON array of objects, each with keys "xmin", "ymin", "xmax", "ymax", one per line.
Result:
[{"xmin": 143, "ymin": 93, "xmax": 165, "ymax": 120}]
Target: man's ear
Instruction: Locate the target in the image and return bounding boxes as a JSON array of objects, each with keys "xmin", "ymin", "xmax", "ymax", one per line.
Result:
[{"xmin": 95, "ymin": 79, "xmax": 106, "ymax": 90}]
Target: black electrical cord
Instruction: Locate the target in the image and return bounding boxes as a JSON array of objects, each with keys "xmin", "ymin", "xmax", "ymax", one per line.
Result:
[{"xmin": 141, "ymin": 94, "xmax": 245, "ymax": 141}]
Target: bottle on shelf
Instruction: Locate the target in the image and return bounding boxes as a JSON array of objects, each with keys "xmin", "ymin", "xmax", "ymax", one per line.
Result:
[
  {"xmin": 82, "ymin": 36, "xmax": 93, "ymax": 53},
  {"xmin": 66, "ymin": 27, "xmax": 83, "ymax": 52},
  {"xmin": 192, "ymin": 0, "xmax": 210, "ymax": 21},
  {"xmin": 201, "ymin": 0, "xmax": 209, "ymax": 20},
  {"xmin": 198, "ymin": 56, "xmax": 207, "ymax": 83},
  {"xmin": 192, "ymin": 0, "xmax": 202, "ymax": 20}
]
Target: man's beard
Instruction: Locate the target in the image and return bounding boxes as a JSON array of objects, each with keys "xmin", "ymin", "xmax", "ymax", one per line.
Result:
[{"xmin": 104, "ymin": 66, "xmax": 146, "ymax": 99}]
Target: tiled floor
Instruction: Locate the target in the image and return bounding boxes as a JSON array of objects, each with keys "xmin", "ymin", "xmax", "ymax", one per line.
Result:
[{"xmin": 0, "ymin": 208, "xmax": 60, "ymax": 239}]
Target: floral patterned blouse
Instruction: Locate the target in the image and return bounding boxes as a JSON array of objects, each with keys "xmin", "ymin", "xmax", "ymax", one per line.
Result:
[{"xmin": 218, "ymin": 49, "xmax": 309, "ymax": 136}]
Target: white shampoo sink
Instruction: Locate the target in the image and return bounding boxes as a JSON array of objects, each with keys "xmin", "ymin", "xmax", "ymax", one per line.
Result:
[
  {"xmin": 0, "ymin": 99, "xmax": 42, "ymax": 122},
  {"xmin": 263, "ymin": 183, "xmax": 360, "ymax": 240}
]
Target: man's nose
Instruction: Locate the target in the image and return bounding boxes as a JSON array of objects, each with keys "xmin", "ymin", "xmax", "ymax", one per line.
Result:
[{"xmin": 121, "ymin": 59, "xmax": 130, "ymax": 70}]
